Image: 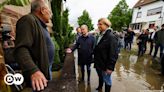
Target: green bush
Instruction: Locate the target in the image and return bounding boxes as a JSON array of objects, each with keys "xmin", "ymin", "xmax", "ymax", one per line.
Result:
[{"xmin": 51, "ymin": 37, "xmax": 62, "ymax": 71}]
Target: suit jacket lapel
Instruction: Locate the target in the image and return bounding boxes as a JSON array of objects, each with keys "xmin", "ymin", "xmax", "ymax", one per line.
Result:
[{"xmin": 97, "ymin": 30, "xmax": 109, "ymax": 45}]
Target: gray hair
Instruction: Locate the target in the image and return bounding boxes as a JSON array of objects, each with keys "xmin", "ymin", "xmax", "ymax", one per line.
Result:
[
  {"xmin": 81, "ymin": 24, "xmax": 88, "ymax": 30},
  {"xmin": 31, "ymin": 0, "xmax": 46, "ymax": 13}
]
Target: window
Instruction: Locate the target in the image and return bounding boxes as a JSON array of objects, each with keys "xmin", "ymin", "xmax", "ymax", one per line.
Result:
[
  {"xmin": 132, "ymin": 23, "xmax": 142, "ymax": 30},
  {"xmin": 147, "ymin": 7, "xmax": 162, "ymax": 16},
  {"xmin": 137, "ymin": 12, "xmax": 142, "ymax": 18}
]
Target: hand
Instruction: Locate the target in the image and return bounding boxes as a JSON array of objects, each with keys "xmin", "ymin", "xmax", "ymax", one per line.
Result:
[
  {"xmin": 31, "ymin": 71, "xmax": 48, "ymax": 91},
  {"xmin": 105, "ymin": 69, "xmax": 113, "ymax": 75},
  {"xmin": 66, "ymin": 48, "xmax": 72, "ymax": 53}
]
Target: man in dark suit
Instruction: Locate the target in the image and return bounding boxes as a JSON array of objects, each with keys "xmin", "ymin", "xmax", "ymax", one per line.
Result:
[
  {"xmin": 94, "ymin": 18, "xmax": 119, "ymax": 92},
  {"xmin": 124, "ymin": 28, "xmax": 135, "ymax": 51},
  {"xmin": 153, "ymin": 24, "xmax": 164, "ymax": 58},
  {"xmin": 148, "ymin": 26, "xmax": 158, "ymax": 55}
]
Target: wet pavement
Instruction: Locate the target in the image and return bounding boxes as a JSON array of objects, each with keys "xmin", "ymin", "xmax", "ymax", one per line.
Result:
[
  {"xmin": 75, "ymin": 50, "xmax": 164, "ymax": 92},
  {"xmin": 21, "ymin": 46, "xmax": 164, "ymax": 92}
]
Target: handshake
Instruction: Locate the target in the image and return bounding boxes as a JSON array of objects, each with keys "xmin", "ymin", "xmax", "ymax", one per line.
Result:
[{"xmin": 66, "ymin": 48, "xmax": 72, "ymax": 53}]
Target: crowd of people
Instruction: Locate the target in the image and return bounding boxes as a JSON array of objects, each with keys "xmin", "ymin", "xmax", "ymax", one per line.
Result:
[
  {"xmin": 67, "ymin": 18, "xmax": 119, "ymax": 92},
  {"xmin": 107, "ymin": 24, "xmax": 164, "ymax": 60},
  {"xmin": 113, "ymin": 24, "xmax": 164, "ymax": 75}
]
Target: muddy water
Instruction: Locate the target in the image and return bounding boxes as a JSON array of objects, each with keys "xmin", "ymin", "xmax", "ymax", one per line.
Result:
[
  {"xmin": 22, "ymin": 50, "xmax": 164, "ymax": 92},
  {"xmin": 76, "ymin": 50, "xmax": 164, "ymax": 92}
]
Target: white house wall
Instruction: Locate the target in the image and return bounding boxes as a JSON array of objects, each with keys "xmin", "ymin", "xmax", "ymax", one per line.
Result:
[{"xmin": 132, "ymin": 1, "xmax": 164, "ymax": 27}]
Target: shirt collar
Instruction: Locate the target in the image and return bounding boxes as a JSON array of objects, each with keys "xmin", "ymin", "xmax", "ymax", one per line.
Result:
[
  {"xmin": 34, "ymin": 15, "xmax": 47, "ymax": 28},
  {"xmin": 100, "ymin": 29, "xmax": 108, "ymax": 36},
  {"xmin": 82, "ymin": 33, "xmax": 89, "ymax": 38},
  {"xmin": 39, "ymin": 19, "xmax": 47, "ymax": 28}
]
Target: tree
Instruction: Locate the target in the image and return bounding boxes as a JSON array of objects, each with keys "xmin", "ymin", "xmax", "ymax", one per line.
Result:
[
  {"xmin": 51, "ymin": 0, "xmax": 75, "ymax": 64},
  {"xmin": 78, "ymin": 10, "xmax": 94, "ymax": 31},
  {"xmin": 62, "ymin": 9, "xmax": 75, "ymax": 48},
  {"xmin": 108, "ymin": 0, "xmax": 132, "ymax": 32},
  {"xmin": 0, "ymin": 0, "xmax": 30, "ymax": 11},
  {"xmin": 8, "ymin": 0, "xmax": 30, "ymax": 6},
  {"xmin": 51, "ymin": 0, "xmax": 63, "ymax": 62}
]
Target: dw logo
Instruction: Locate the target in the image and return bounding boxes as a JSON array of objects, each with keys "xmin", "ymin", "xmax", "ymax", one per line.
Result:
[{"xmin": 4, "ymin": 73, "xmax": 24, "ymax": 85}]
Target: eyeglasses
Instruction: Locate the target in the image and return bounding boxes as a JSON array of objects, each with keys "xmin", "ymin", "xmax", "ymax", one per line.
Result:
[{"xmin": 97, "ymin": 23, "xmax": 103, "ymax": 26}]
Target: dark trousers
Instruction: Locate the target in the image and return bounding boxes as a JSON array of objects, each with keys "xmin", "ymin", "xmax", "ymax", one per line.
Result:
[
  {"xmin": 105, "ymin": 84, "xmax": 111, "ymax": 92},
  {"xmin": 153, "ymin": 43, "xmax": 164, "ymax": 58},
  {"xmin": 128, "ymin": 42, "xmax": 132, "ymax": 50},
  {"xmin": 138, "ymin": 43, "xmax": 145, "ymax": 56},
  {"xmin": 96, "ymin": 68, "xmax": 104, "ymax": 89},
  {"xmin": 124, "ymin": 41, "xmax": 132, "ymax": 50},
  {"xmin": 124, "ymin": 40, "xmax": 128, "ymax": 49},
  {"xmin": 144, "ymin": 42, "xmax": 147, "ymax": 53},
  {"xmin": 149, "ymin": 41, "xmax": 154, "ymax": 55},
  {"xmin": 80, "ymin": 64, "xmax": 91, "ymax": 81}
]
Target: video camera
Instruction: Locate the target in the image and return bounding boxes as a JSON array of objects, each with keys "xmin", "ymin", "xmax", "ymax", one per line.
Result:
[{"xmin": 1, "ymin": 25, "xmax": 12, "ymax": 41}]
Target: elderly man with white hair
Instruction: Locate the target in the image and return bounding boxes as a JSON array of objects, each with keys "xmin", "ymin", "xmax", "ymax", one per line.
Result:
[
  {"xmin": 67, "ymin": 24, "xmax": 95, "ymax": 84},
  {"xmin": 94, "ymin": 18, "xmax": 119, "ymax": 92},
  {"xmin": 14, "ymin": 0, "xmax": 54, "ymax": 91}
]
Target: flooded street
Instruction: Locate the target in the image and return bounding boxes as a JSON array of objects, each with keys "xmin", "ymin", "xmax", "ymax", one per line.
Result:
[
  {"xmin": 76, "ymin": 50, "xmax": 164, "ymax": 92},
  {"xmin": 22, "ymin": 49, "xmax": 164, "ymax": 92}
]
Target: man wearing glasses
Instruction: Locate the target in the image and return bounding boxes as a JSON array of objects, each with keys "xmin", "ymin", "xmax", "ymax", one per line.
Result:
[{"xmin": 94, "ymin": 18, "xmax": 119, "ymax": 92}]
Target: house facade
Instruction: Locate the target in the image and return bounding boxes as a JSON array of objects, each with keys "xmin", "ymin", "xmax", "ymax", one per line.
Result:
[{"xmin": 131, "ymin": 0, "xmax": 164, "ymax": 33}]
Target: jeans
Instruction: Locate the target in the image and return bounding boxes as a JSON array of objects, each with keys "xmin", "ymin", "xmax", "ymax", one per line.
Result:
[
  {"xmin": 49, "ymin": 63, "xmax": 53, "ymax": 80},
  {"xmin": 102, "ymin": 72, "xmax": 112, "ymax": 86}
]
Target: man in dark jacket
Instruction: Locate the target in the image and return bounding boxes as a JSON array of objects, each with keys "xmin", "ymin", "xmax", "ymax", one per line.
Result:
[
  {"xmin": 148, "ymin": 26, "xmax": 158, "ymax": 55},
  {"xmin": 67, "ymin": 25, "xmax": 95, "ymax": 84},
  {"xmin": 14, "ymin": 0, "xmax": 54, "ymax": 91},
  {"xmin": 137, "ymin": 29, "xmax": 148, "ymax": 56},
  {"xmin": 124, "ymin": 28, "xmax": 135, "ymax": 51},
  {"xmin": 153, "ymin": 24, "xmax": 164, "ymax": 58},
  {"xmin": 94, "ymin": 18, "xmax": 119, "ymax": 92}
]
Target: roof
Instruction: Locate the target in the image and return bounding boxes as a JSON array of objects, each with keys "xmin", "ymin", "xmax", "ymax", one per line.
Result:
[{"xmin": 133, "ymin": 0, "xmax": 159, "ymax": 8}]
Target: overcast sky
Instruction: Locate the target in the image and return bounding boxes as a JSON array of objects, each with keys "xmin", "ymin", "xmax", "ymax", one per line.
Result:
[{"xmin": 65, "ymin": 0, "xmax": 138, "ymax": 29}]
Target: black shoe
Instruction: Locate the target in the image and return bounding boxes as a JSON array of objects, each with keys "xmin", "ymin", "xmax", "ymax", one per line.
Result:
[{"xmin": 96, "ymin": 87, "xmax": 102, "ymax": 91}]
